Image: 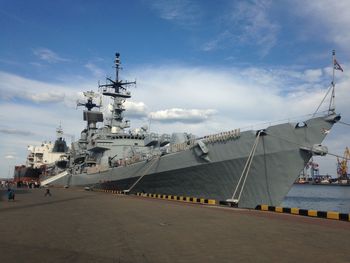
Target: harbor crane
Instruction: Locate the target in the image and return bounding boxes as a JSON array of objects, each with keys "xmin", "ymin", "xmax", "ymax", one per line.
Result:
[{"xmin": 337, "ymin": 147, "xmax": 350, "ymax": 180}]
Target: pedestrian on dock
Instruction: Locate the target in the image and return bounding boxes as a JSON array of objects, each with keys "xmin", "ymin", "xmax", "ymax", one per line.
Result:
[
  {"xmin": 44, "ymin": 188, "xmax": 52, "ymax": 197},
  {"xmin": 7, "ymin": 188, "xmax": 15, "ymax": 201}
]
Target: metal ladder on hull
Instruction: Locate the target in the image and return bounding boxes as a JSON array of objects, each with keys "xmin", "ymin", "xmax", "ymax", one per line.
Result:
[{"xmin": 40, "ymin": 170, "xmax": 69, "ymax": 186}]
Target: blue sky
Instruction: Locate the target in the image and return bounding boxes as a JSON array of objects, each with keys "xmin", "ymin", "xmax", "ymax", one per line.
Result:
[{"xmin": 1, "ymin": 0, "xmax": 350, "ymax": 178}]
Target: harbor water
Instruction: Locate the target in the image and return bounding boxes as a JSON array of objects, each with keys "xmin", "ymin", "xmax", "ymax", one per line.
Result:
[{"xmin": 282, "ymin": 184, "xmax": 350, "ymax": 213}]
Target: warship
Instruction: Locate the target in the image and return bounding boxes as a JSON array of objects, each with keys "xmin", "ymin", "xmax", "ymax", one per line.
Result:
[{"xmin": 43, "ymin": 52, "xmax": 341, "ymax": 208}]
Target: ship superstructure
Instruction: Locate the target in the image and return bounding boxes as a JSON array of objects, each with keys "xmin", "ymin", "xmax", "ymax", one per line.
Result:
[
  {"xmin": 26, "ymin": 125, "xmax": 68, "ymax": 169},
  {"xmin": 68, "ymin": 53, "xmax": 172, "ymax": 176},
  {"xmin": 14, "ymin": 125, "xmax": 69, "ymax": 183},
  {"xmin": 42, "ymin": 53, "xmax": 340, "ymax": 209}
]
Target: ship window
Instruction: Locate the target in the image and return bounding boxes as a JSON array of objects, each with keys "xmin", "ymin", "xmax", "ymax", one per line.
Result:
[{"xmin": 134, "ymin": 143, "xmax": 138, "ymax": 146}]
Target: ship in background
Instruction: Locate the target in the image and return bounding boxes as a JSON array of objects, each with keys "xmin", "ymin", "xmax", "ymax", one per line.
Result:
[
  {"xmin": 39, "ymin": 52, "xmax": 342, "ymax": 208},
  {"xmin": 13, "ymin": 126, "xmax": 69, "ymax": 186}
]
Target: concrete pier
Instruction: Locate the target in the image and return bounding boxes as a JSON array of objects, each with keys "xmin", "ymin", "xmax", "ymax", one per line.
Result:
[{"xmin": 1, "ymin": 188, "xmax": 349, "ymax": 263}]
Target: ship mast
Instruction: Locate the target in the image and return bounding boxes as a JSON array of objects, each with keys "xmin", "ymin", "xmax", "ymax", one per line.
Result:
[
  {"xmin": 56, "ymin": 123, "xmax": 64, "ymax": 139},
  {"xmin": 99, "ymin": 53, "xmax": 136, "ymax": 133}
]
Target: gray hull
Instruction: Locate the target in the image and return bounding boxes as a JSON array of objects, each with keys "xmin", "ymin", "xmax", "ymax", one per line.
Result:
[{"xmin": 53, "ymin": 114, "xmax": 338, "ymax": 208}]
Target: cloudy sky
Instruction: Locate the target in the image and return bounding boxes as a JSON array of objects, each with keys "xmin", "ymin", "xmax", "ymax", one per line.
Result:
[{"xmin": 1, "ymin": 0, "xmax": 350, "ymax": 178}]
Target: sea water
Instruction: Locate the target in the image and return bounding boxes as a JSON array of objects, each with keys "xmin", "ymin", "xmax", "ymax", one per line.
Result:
[{"xmin": 282, "ymin": 184, "xmax": 350, "ymax": 213}]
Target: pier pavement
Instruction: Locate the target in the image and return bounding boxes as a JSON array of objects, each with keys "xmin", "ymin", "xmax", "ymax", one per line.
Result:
[{"xmin": 0, "ymin": 188, "xmax": 349, "ymax": 263}]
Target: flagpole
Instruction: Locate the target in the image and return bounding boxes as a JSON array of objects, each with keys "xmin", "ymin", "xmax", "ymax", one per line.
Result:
[{"xmin": 329, "ymin": 50, "xmax": 336, "ymax": 113}]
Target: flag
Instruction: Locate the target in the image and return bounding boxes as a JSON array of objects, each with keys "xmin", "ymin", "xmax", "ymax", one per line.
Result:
[{"xmin": 334, "ymin": 59, "xmax": 343, "ymax": 72}]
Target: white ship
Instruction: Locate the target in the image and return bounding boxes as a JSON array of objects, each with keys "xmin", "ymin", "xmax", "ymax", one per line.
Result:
[{"xmin": 14, "ymin": 126, "xmax": 69, "ymax": 183}]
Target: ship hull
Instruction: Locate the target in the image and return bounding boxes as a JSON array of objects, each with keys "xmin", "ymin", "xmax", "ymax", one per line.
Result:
[
  {"xmin": 52, "ymin": 114, "xmax": 338, "ymax": 208},
  {"xmin": 14, "ymin": 166, "xmax": 42, "ymax": 182}
]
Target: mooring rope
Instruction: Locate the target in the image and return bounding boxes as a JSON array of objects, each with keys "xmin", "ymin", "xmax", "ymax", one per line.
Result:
[
  {"xmin": 124, "ymin": 155, "xmax": 160, "ymax": 193},
  {"xmin": 230, "ymin": 131, "xmax": 261, "ymax": 204},
  {"xmin": 339, "ymin": 121, "xmax": 350, "ymax": 127}
]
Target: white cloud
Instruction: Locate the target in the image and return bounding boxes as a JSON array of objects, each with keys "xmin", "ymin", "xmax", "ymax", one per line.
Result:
[
  {"xmin": 201, "ymin": 0, "xmax": 279, "ymax": 56},
  {"xmin": 4, "ymin": 155, "xmax": 16, "ymax": 159},
  {"xmin": 85, "ymin": 62, "xmax": 104, "ymax": 78},
  {"xmin": 149, "ymin": 0, "xmax": 202, "ymax": 26},
  {"xmin": 293, "ymin": 0, "xmax": 350, "ymax": 52},
  {"xmin": 150, "ymin": 108, "xmax": 216, "ymax": 123},
  {"xmin": 201, "ymin": 31, "xmax": 232, "ymax": 52},
  {"xmin": 124, "ymin": 101, "xmax": 148, "ymax": 119},
  {"xmin": 303, "ymin": 69, "xmax": 323, "ymax": 83},
  {"xmin": 150, "ymin": 1, "xmax": 279, "ymax": 56},
  {"xmin": 0, "ymin": 71, "xmax": 93, "ymax": 105},
  {"xmin": 133, "ymin": 65, "xmax": 330, "ymax": 121},
  {"xmin": 33, "ymin": 48, "xmax": 70, "ymax": 63},
  {"xmin": 230, "ymin": 0, "xmax": 279, "ymax": 56},
  {"xmin": 26, "ymin": 91, "xmax": 66, "ymax": 103}
]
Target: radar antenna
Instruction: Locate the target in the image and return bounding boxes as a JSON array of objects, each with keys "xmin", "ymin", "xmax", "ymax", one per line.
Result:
[
  {"xmin": 76, "ymin": 91, "xmax": 102, "ymax": 111},
  {"xmin": 98, "ymin": 53, "xmax": 136, "ymax": 95}
]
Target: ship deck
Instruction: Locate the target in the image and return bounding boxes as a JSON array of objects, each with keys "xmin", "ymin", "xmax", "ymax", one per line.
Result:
[{"xmin": 0, "ymin": 188, "xmax": 349, "ymax": 263}]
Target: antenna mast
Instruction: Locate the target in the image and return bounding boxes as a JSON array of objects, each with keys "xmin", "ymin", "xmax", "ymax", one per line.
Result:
[{"xmin": 98, "ymin": 53, "xmax": 136, "ymax": 132}]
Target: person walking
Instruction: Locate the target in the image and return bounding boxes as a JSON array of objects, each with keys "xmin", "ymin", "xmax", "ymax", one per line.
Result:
[{"xmin": 44, "ymin": 188, "xmax": 52, "ymax": 197}]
